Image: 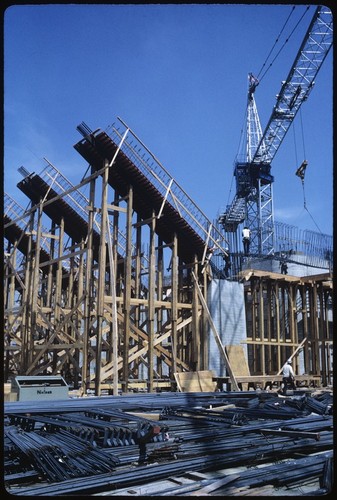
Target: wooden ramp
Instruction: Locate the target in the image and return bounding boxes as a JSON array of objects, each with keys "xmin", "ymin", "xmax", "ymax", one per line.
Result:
[{"xmin": 174, "ymin": 370, "xmax": 217, "ymax": 392}]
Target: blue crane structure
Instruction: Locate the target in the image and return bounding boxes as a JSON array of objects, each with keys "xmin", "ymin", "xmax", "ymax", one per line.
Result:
[{"xmin": 218, "ymin": 5, "xmax": 333, "ymax": 257}]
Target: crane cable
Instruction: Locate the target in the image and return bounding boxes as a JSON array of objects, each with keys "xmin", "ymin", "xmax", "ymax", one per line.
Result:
[
  {"xmin": 257, "ymin": 5, "xmax": 310, "ymax": 85},
  {"xmin": 230, "ymin": 4, "xmax": 300, "ymax": 200},
  {"xmin": 226, "ymin": 106, "xmax": 248, "ymax": 209},
  {"xmin": 294, "ymin": 109, "xmax": 323, "ymax": 235}
]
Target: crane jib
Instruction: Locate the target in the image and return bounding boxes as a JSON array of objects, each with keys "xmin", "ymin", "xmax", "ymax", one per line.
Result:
[
  {"xmin": 220, "ymin": 6, "xmax": 332, "ymax": 257},
  {"xmin": 253, "ymin": 6, "xmax": 333, "ymax": 165}
]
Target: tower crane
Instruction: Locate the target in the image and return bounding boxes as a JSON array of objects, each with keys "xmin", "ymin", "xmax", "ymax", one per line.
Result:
[{"xmin": 218, "ymin": 5, "xmax": 333, "ymax": 256}]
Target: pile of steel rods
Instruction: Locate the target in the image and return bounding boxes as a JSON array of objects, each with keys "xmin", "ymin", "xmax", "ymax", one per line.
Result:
[
  {"xmin": 5, "ymin": 425, "xmax": 120, "ymax": 483},
  {"xmin": 5, "ymin": 389, "xmax": 333, "ymax": 496}
]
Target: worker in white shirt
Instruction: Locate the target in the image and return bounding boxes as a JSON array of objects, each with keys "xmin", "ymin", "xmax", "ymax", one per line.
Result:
[
  {"xmin": 281, "ymin": 359, "xmax": 296, "ymax": 395},
  {"xmin": 242, "ymin": 226, "xmax": 251, "ymax": 255}
]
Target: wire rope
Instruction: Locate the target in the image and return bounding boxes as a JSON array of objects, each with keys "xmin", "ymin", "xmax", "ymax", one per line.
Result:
[
  {"xmin": 224, "ymin": 102, "xmax": 248, "ymax": 210},
  {"xmin": 295, "ymin": 108, "xmax": 323, "ymax": 234},
  {"xmin": 292, "ymin": 121, "xmax": 298, "ymax": 168},
  {"xmin": 257, "ymin": 6, "xmax": 310, "ymax": 85},
  {"xmin": 256, "ymin": 5, "xmax": 296, "ymax": 81},
  {"xmin": 299, "ymin": 108, "xmax": 307, "ymax": 160}
]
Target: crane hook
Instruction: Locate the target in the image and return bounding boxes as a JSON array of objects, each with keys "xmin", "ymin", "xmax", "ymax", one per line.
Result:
[{"xmin": 295, "ymin": 160, "xmax": 308, "ymax": 181}]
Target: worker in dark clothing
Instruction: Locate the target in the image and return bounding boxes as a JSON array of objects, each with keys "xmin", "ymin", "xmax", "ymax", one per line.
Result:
[
  {"xmin": 242, "ymin": 226, "xmax": 251, "ymax": 255},
  {"xmin": 223, "ymin": 248, "xmax": 231, "ymax": 278},
  {"xmin": 135, "ymin": 422, "xmax": 161, "ymax": 464},
  {"xmin": 280, "ymin": 260, "xmax": 288, "ymax": 274},
  {"xmin": 280, "ymin": 253, "xmax": 288, "ymax": 274},
  {"xmin": 281, "ymin": 359, "xmax": 296, "ymax": 395}
]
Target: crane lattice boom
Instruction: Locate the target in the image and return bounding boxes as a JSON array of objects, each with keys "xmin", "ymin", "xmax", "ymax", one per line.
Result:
[
  {"xmin": 253, "ymin": 5, "xmax": 333, "ymax": 165},
  {"xmin": 219, "ymin": 5, "xmax": 333, "ymax": 258}
]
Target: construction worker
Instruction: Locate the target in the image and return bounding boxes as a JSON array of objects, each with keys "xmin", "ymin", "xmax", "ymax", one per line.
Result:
[
  {"xmin": 281, "ymin": 359, "xmax": 296, "ymax": 395},
  {"xmin": 280, "ymin": 261, "xmax": 288, "ymax": 274},
  {"xmin": 223, "ymin": 248, "xmax": 231, "ymax": 278},
  {"xmin": 202, "ymin": 241, "xmax": 218, "ymax": 273},
  {"xmin": 242, "ymin": 226, "xmax": 251, "ymax": 255},
  {"xmin": 279, "ymin": 252, "xmax": 288, "ymax": 274},
  {"xmin": 136, "ymin": 422, "xmax": 162, "ymax": 465}
]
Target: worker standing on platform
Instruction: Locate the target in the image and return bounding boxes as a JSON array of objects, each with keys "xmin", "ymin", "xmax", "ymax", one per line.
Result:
[
  {"xmin": 242, "ymin": 226, "xmax": 251, "ymax": 255},
  {"xmin": 280, "ymin": 253, "xmax": 288, "ymax": 274},
  {"xmin": 280, "ymin": 260, "xmax": 288, "ymax": 274},
  {"xmin": 281, "ymin": 359, "xmax": 296, "ymax": 395},
  {"xmin": 223, "ymin": 248, "xmax": 231, "ymax": 278}
]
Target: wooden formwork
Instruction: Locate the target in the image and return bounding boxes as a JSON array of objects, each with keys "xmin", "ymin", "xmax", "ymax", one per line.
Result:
[
  {"xmin": 241, "ymin": 270, "xmax": 333, "ymax": 386},
  {"xmin": 3, "ymin": 192, "xmax": 213, "ymax": 395}
]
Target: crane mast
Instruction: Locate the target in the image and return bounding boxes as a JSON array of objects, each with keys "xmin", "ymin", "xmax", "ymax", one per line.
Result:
[{"xmin": 219, "ymin": 5, "xmax": 333, "ymax": 257}]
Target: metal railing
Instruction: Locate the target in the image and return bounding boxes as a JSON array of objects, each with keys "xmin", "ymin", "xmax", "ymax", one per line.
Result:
[
  {"xmin": 105, "ymin": 118, "xmax": 228, "ymax": 251},
  {"xmin": 274, "ymin": 221, "xmax": 333, "ymax": 270},
  {"xmin": 39, "ymin": 163, "xmax": 134, "ymax": 261},
  {"xmin": 5, "ymin": 192, "xmax": 71, "ymax": 272}
]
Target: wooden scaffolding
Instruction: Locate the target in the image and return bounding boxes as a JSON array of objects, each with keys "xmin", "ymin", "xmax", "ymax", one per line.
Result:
[
  {"xmin": 4, "ymin": 121, "xmax": 228, "ymax": 395},
  {"xmin": 241, "ymin": 270, "xmax": 333, "ymax": 387},
  {"xmin": 3, "ymin": 120, "xmax": 333, "ymax": 394}
]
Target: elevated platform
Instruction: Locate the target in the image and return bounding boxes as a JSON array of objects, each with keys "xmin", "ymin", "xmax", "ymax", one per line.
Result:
[
  {"xmin": 17, "ymin": 174, "xmax": 102, "ymax": 263},
  {"xmin": 74, "ymin": 123, "xmax": 224, "ymax": 265}
]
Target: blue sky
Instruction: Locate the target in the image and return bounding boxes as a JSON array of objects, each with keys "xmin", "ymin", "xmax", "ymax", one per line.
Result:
[{"xmin": 4, "ymin": 3, "xmax": 333, "ymax": 236}]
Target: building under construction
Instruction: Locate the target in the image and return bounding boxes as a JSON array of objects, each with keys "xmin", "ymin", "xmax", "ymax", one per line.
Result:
[
  {"xmin": 4, "ymin": 119, "xmax": 333, "ymax": 394},
  {"xmin": 3, "ymin": 6, "xmax": 333, "ymax": 494}
]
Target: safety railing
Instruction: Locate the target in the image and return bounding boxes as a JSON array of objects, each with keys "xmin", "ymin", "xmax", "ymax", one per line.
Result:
[
  {"xmin": 274, "ymin": 221, "xmax": 333, "ymax": 270},
  {"xmin": 105, "ymin": 118, "xmax": 227, "ymax": 251},
  {"xmin": 39, "ymin": 163, "xmax": 134, "ymax": 261},
  {"xmin": 4, "ymin": 192, "xmax": 71, "ymax": 272}
]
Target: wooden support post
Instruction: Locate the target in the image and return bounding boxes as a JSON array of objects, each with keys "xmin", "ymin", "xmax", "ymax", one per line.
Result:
[
  {"xmin": 133, "ymin": 213, "xmax": 142, "ymax": 379},
  {"xmin": 74, "ymin": 240, "xmax": 84, "ymax": 389},
  {"xmin": 82, "ymin": 170, "xmax": 95, "ymax": 395},
  {"xmin": 122, "ymin": 185, "xmax": 133, "ymax": 393},
  {"xmin": 311, "ymin": 284, "xmax": 320, "ymax": 376},
  {"xmin": 106, "ymin": 199, "xmax": 119, "ymax": 396},
  {"xmin": 289, "ymin": 283, "xmax": 296, "ymax": 345},
  {"xmin": 31, "ymin": 202, "xmax": 43, "ymax": 367},
  {"xmin": 259, "ymin": 279, "xmax": 265, "ymax": 373},
  {"xmin": 21, "ymin": 210, "xmax": 34, "ymax": 371},
  {"xmin": 318, "ymin": 284, "xmax": 326, "ymax": 385},
  {"xmin": 147, "ymin": 211, "xmax": 156, "ymax": 392},
  {"xmin": 171, "ymin": 233, "xmax": 178, "ymax": 376},
  {"xmin": 192, "ymin": 255, "xmax": 201, "ymax": 370},
  {"xmin": 275, "ymin": 281, "xmax": 281, "ymax": 371},
  {"xmin": 4, "ymin": 245, "xmax": 17, "ymax": 380},
  {"xmin": 266, "ymin": 281, "xmax": 272, "ymax": 374},
  {"xmin": 301, "ymin": 286, "xmax": 310, "ymax": 374},
  {"xmin": 95, "ymin": 160, "xmax": 109, "ymax": 396},
  {"xmin": 194, "ymin": 257, "xmax": 206, "ymax": 369},
  {"xmin": 156, "ymin": 237, "xmax": 164, "ymax": 377}
]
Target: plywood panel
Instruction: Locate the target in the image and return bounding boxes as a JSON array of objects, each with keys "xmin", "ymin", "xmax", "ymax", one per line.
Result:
[
  {"xmin": 174, "ymin": 370, "xmax": 217, "ymax": 392},
  {"xmin": 225, "ymin": 345, "xmax": 250, "ymax": 377}
]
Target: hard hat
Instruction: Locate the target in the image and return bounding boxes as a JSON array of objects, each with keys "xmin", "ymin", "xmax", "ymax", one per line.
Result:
[{"xmin": 287, "ymin": 359, "xmax": 291, "ymax": 364}]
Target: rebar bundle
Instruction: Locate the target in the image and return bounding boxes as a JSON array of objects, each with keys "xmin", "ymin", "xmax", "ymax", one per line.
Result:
[{"xmin": 5, "ymin": 390, "xmax": 333, "ymax": 495}]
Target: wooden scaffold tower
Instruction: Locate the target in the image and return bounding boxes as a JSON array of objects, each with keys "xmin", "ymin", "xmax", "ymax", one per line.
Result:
[{"xmin": 4, "ymin": 119, "xmax": 229, "ymax": 395}]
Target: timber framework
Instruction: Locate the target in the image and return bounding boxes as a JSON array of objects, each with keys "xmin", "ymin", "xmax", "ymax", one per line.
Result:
[{"xmin": 4, "ymin": 119, "xmax": 333, "ymax": 394}]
